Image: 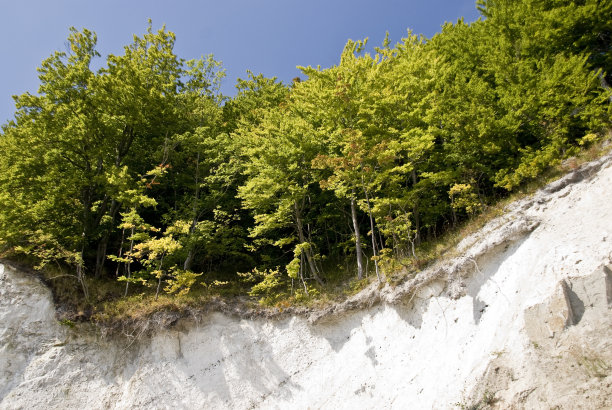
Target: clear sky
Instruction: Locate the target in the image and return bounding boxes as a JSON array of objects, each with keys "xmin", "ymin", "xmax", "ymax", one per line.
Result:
[{"xmin": 0, "ymin": 0, "xmax": 481, "ymax": 124}]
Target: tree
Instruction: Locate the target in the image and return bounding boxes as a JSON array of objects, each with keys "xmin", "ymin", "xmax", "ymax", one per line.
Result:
[
  {"xmin": 237, "ymin": 100, "xmax": 326, "ymax": 291},
  {"xmin": 0, "ymin": 23, "xmax": 223, "ymax": 298}
]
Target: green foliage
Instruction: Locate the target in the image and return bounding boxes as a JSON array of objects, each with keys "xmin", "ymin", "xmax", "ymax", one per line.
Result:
[
  {"xmin": 0, "ymin": 22, "xmax": 224, "ymax": 280},
  {"xmin": 293, "ymin": 285, "xmax": 320, "ymax": 303},
  {"xmin": 0, "ymin": 1, "xmax": 610, "ymax": 313},
  {"xmin": 163, "ymin": 267, "xmax": 202, "ymax": 296},
  {"xmin": 449, "ymin": 183, "xmax": 482, "ymax": 215},
  {"xmin": 58, "ymin": 318, "xmax": 76, "ymax": 328},
  {"xmin": 246, "ymin": 267, "xmax": 287, "ymax": 305}
]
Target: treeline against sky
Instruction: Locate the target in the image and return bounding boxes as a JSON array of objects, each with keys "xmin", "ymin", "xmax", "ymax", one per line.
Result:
[{"xmin": 0, "ymin": 0, "xmax": 610, "ymax": 300}]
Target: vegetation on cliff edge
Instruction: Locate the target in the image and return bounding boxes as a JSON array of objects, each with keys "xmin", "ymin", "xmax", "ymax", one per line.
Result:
[{"xmin": 0, "ymin": 1, "xmax": 610, "ymax": 318}]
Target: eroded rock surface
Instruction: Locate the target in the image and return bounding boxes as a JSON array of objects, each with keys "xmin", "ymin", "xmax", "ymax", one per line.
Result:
[{"xmin": 472, "ymin": 266, "xmax": 612, "ymax": 409}]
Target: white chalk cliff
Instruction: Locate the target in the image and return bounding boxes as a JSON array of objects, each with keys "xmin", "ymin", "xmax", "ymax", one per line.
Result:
[{"xmin": 1, "ymin": 155, "xmax": 611, "ymax": 409}]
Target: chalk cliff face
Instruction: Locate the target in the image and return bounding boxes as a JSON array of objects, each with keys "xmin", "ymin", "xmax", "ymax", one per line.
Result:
[{"xmin": 1, "ymin": 155, "xmax": 611, "ymax": 410}]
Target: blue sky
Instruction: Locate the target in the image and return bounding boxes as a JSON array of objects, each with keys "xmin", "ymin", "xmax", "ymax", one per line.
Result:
[{"xmin": 0, "ymin": 0, "xmax": 480, "ymax": 124}]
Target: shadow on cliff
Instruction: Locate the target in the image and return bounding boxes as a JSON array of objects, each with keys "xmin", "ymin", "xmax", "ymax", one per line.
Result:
[
  {"xmin": 465, "ymin": 234, "xmax": 531, "ymax": 325},
  {"xmin": 312, "ymin": 300, "xmax": 426, "ymax": 357},
  {"xmin": 310, "ymin": 230, "xmax": 534, "ymax": 358}
]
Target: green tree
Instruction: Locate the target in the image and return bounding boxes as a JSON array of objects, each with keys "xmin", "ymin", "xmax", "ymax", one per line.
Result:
[
  {"xmin": 0, "ymin": 23, "xmax": 223, "ymax": 298},
  {"xmin": 238, "ymin": 101, "xmax": 326, "ymax": 291}
]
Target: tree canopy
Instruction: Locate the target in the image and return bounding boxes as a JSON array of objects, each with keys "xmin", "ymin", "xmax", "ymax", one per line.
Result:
[{"xmin": 0, "ymin": 1, "xmax": 609, "ymax": 306}]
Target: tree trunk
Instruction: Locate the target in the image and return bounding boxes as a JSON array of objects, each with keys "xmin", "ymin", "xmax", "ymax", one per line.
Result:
[
  {"xmin": 411, "ymin": 169, "xmax": 421, "ymax": 246},
  {"xmin": 124, "ymin": 226, "xmax": 134, "ymax": 297},
  {"xmin": 299, "ymin": 252, "xmax": 308, "ymax": 294},
  {"xmin": 361, "ymin": 182, "xmax": 380, "ymax": 282},
  {"xmin": 183, "ymin": 249, "xmax": 195, "ymax": 272},
  {"xmin": 294, "ymin": 201, "xmax": 324, "ymax": 286},
  {"xmin": 350, "ymin": 191, "xmax": 364, "ymax": 280},
  {"xmin": 408, "ymin": 212, "xmax": 417, "ymax": 259},
  {"xmin": 77, "ymin": 236, "xmax": 89, "ymax": 301},
  {"xmin": 94, "ymin": 199, "xmax": 120, "ymax": 278},
  {"xmin": 94, "ymin": 240, "xmax": 108, "ymax": 279},
  {"xmin": 115, "ymin": 228, "xmax": 125, "ymax": 277},
  {"xmin": 76, "ymin": 262, "xmax": 89, "ymax": 302},
  {"xmin": 155, "ymin": 253, "xmax": 165, "ymax": 300}
]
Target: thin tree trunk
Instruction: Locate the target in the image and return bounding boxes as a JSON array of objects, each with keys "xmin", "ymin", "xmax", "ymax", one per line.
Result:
[
  {"xmin": 411, "ymin": 169, "xmax": 421, "ymax": 246},
  {"xmin": 295, "ymin": 201, "xmax": 324, "ymax": 286},
  {"xmin": 77, "ymin": 236, "xmax": 89, "ymax": 301},
  {"xmin": 307, "ymin": 222, "xmax": 325, "ymax": 277},
  {"xmin": 389, "ymin": 205, "xmax": 398, "ymax": 257},
  {"xmin": 350, "ymin": 191, "xmax": 364, "ymax": 280},
  {"xmin": 378, "ymin": 228, "xmax": 385, "ymax": 255},
  {"xmin": 115, "ymin": 228, "xmax": 125, "ymax": 277},
  {"xmin": 183, "ymin": 249, "xmax": 195, "ymax": 272},
  {"xmin": 124, "ymin": 226, "xmax": 134, "ymax": 297},
  {"xmin": 155, "ymin": 253, "xmax": 166, "ymax": 300},
  {"xmin": 408, "ymin": 212, "xmax": 417, "ymax": 259},
  {"xmin": 299, "ymin": 252, "xmax": 308, "ymax": 294},
  {"xmin": 361, "ymin": 181, "xmax": 380, "ymax": 282},
  {"xmin": 79, "ymin": 185, "xmax": 92, "ymax": 297},
  {"xmin": 76, "ymin": 262, "xmax": 89, "ymax": 301}
]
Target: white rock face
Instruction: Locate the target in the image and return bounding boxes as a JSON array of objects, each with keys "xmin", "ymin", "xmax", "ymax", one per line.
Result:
[{"xmin": 1, "ymin": 155, "xmax": 611, "ymax": 409}]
